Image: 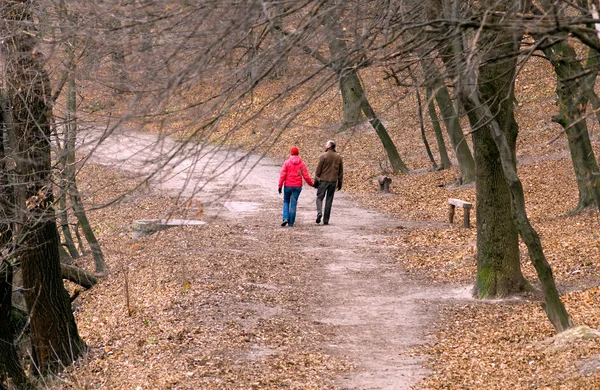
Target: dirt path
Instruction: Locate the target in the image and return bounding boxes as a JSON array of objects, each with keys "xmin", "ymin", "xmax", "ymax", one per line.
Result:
[{"xmin": 80, "ymin": 127, "xmax": 472, "ymax": 389}]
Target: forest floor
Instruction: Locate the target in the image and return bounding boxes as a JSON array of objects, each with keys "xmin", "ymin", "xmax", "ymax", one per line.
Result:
[{"xmin": 54, "ymin": 125, "xmax": 600, "ymax": 389}]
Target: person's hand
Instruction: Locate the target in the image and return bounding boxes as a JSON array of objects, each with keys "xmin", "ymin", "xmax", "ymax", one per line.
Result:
[
  {"xmin": 313, "ymin": 183, "xmax": 318, "ymax": 188},
  {"xmin": 278, "ymin": 187, "xmax": 282, "ymax": 194},
  {"xmin": 336, "ymin": 184, "xmax": 342, "ymax": 191}
]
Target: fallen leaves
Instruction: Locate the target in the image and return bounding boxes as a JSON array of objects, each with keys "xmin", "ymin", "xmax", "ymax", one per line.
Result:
[{"xmin": 53, "ymin": 48, "xmax": 600, "ymax": 390}]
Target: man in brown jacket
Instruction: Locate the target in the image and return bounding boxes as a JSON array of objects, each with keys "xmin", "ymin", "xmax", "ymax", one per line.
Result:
[{"xmin": 314, "ymin": 140, "xmax": 343, "ymax": 225}]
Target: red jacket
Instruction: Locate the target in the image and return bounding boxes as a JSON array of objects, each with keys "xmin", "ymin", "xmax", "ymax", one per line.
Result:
[{"xmin": 278, "ymin": 156, "xmax": 314, "ymax": 188}]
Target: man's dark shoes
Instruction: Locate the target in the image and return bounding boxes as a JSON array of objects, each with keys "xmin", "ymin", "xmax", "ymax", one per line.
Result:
[
  {"xmin": 323, "ymin": 221, "xmax": 329, "ymax": 225},
  {"xmin": 316, "ymin": 213, "xmax": 322, "ymax": 224},
  {"xmin": 281, "ymin": 219, "xmax": 288, "ymax": 227}
]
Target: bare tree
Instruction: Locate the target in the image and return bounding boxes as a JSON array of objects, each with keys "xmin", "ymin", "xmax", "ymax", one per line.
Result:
[
  {"xmin": 8, "ymin": 0, "xmax": 587, "ymax": 344},
  {"xmin": 449, "ymin": 0, "xmax": 571, "ymax": 330},
  {"xmin": 1, "ymin": 0, "xmax": 86, "ymax": 375},
  {"xmin": 531, "ymin": 2, "xmax": 600, "ymax": 213}
]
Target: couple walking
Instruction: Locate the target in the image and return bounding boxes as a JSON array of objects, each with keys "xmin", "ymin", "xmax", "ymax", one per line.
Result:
[{"xmin": 277, "ymin": 140, "xmax": 343, "ymax": 227}]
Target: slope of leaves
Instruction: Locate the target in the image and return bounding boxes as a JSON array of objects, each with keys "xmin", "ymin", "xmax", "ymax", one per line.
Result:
[
  {"xmin": 56, "ymin": 44, "xmax": 600, "ymax": 389},
  {"xmin": 57, "ymin": 165, "xmax": 352, "ymax": 389}
]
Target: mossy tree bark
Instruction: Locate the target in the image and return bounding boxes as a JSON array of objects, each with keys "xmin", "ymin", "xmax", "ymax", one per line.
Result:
[
  {"xmin": 456, "ymin": 2, "xmax": 571, "ymax": 331},
  {"xmin": 464, "ymin": 28, "xmax": 528, "ymax": 298}
]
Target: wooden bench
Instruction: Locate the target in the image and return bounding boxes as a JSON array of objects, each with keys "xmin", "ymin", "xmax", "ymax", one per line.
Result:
[
  {"xmin": 378, "ymin": 175, "xmax": 392, "ymax": 193},
  {"xmin": 448, "ymin": 198, "xmax": 472, "ymax": 228}
]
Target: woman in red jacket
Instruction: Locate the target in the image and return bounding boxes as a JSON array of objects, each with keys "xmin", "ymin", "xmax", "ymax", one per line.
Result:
[{"xmin": 278, "ymin": 147, "xmax": 314, "ymax": 227}]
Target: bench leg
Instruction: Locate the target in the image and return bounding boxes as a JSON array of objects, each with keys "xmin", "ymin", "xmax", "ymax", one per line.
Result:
[
  {"xmin": 448, "ymin": 204, "xmax": 455, "ymax": 224},
  {"xmin": 463, "ymin": 208, "xmax": 470, "ymax": 228}
]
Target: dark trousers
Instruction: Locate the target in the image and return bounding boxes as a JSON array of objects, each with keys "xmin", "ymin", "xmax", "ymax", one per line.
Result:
[{"xmin": 316, "ymin": 180, "xmax": 336, "ymax": 223}]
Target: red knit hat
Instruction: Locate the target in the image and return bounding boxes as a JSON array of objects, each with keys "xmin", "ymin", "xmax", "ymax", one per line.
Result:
[{"xmin": 290, "ymin": 147, "xmax": 299, "ymax": 155}]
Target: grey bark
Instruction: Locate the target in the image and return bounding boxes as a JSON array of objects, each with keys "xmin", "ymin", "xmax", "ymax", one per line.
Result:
[
  {"xmin": 61, "ymin": 263, "xmax": 98, "ymax": 289},
  {"xmin": 456, "ymin": 2, "xmax": 571, "ymax": 332},
  {"xmin": 426, "ymin": 87, "xmax": 452, "ymax": 169},
  {"xmin": 465, "ymin": 31, "xmax": 528, "ymax": 297},
  {"xmin": 538, "ymin": 36, "xmax": 600, "ymax": 212},
  {"xmin": 415, "ymin": 83, "xmax": 437, "ymax": 169},
  {"xmin": 324, "ymin": 8, "xmax": 408, "ymax": 173},
  {"xmin": 421, "ymin": 57, "xmax": 475, "ymax": 182},
  {"xmin": 58, "ymin": 191, "xmax": 79, "ymax": 258},
  {"xmin": 65, "ymin": 78, "xmax": 107, "ymax": 273}
]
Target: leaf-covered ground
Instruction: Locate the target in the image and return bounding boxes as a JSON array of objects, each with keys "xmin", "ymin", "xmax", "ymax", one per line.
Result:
[{"xmin": 54, "ymin": 53, "xmax": 600, "ymax": 389}]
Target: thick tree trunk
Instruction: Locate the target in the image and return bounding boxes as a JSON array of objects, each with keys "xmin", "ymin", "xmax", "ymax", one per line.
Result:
[
  {"xmin": 338, "ymin": 71, "xmax": 366, "ymax": 125},
  {"xmin": 426, "ymin": 87, "xmax": 452, "ymax": 169},
  {"xmin": 21, "ymin": 222, "xmax": 87, "ymax": 373},
  {"xmin": 456, "ymin": 2, "xmax": 571, "ymax": 331},
  {"xmin": 467, "ymin": 23, "xmax": 528, "ymax": 298},
  {"xmin": 483, "ymin": 99, "xmax": 572, "ymax": 331},
  {"xmin": 2, "ymin": 0, "xmax": 86, "ymax": 374},
  {"xmin": 469, "ymin": 111, "xmax": 528, "ymax": 297}
]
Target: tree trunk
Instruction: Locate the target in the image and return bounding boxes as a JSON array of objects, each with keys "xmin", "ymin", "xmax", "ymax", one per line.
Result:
[
  {"xmin": 412, "ymin": 74, "xmax": 437, "ymax": 169},
  {"xmin": 466, "ymin": 21, "xmax": 529, "ymax": 298},
  {"xmin": 2, "ymin": 0, "xmax": 86, "ymax": 374},
  {"xmin": 582, "ymin": 47, "xmax": 600, "ymax": 125},
  {"xmin": 58, "ymin": 189, "xmax": 79, "ymax": 259},
  {"xmin": 65, "ymin": 79, "xmax": 107, "ymax": 273},
  {"xmin": 426, "ymin": 87, "xmax": 452, "ymax": 169},
  {"xmin": 324, "ymin": 7, "xmax": 408, "ymax": 173},
  {"xmin": 360, "ymin": 96, "xmax": 409, "ymax": 173},
  {"xmin": 61, "ymin": 263, "xmax": 98, "ymax": 289},
  {"xmin": 0, "ymin": 261, "xmax": 28, "ymax": 388},
  {"xmin": 481, "ymin": 98, "xmax": 573, "ymax": 331},
  {"xmin": 420, "ymin": 57, "xmax": 475, "ymax": 183},
  {"xmin": 338, "ymin": 71, "xmax": 366, "ymax": 126},
  {"xmin": 0, "ymin": 125, "xmax": 28, "ymax": 387},
  {"xmin": 107, "ymin": 15, "xmax": 128, "ymax": 94},
  {"xmin": 468, "ymin": 110, "xmax": 528, "ymax": 297},
  {"xmin": 337, "ymin": 68, "xmax": 408, "ymax": 175},
  {"xmin": 541, "ymin": 40, "xmax": 600, "ymax": 212},
  {"xmin": 456, "ymin": 2, "xmax": 571, "ymax": 331}
]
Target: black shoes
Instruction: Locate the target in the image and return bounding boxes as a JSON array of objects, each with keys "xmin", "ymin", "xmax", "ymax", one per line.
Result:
[
  {"xmin": 316, "ymin": 213, "xmax": 322, "ymax": 224},
  {"xmin": 281, "ymin": 219, "xmax": 288, "ymax": 226}
]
